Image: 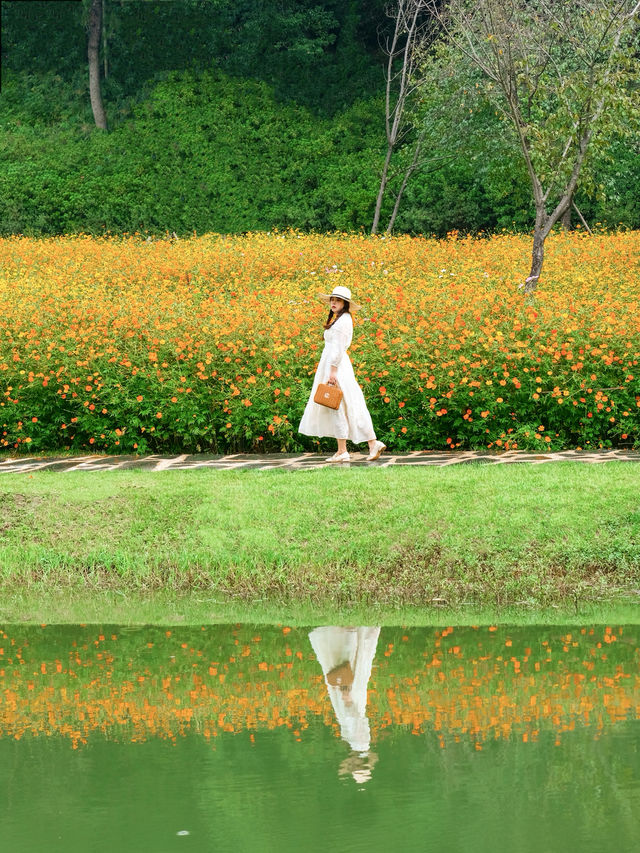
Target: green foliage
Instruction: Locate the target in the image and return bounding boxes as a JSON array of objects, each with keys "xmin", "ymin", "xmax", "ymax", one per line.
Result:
[
  {"xmin": 424, "ymin": 0, "xmax": 640, "ymax": 234},
  {"xmin": 1, "ymin": 0, "xmax": 384, "ymax": 114},
  {"xmin": 2, "ymin": 65, "xmax": 638, "ymax": 239},
  {"xmin": 0, "ymin": 70, "xmax": 386, "ymax": 235},
  {"xmin": 0, "ymin": 0, "xmax": 85, "ymax": 78},
  {"xmin": 1, "ymin": 0, "xmax": 639, "ymax": 238}
]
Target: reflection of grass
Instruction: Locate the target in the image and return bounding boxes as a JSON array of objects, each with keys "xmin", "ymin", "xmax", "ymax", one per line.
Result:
[
  {"xmin": 4, "ymin": 589, "xmax": 640, "ymax": 626},
  {"xmin": 0, "ymin": 464, "xmax": 640, "ymax": 614}
]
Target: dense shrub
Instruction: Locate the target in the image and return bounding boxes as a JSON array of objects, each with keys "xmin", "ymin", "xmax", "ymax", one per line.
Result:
[
  {"xmin": 1, "ymin": 0, "xmax": 385, "ymax": 113},
  {"xmin": 0, "ymin": 70, "xmax": 387, "ymax": 236},
  {"xmin": 2, "ymin": 65, "xmax": 638, "ymax": 239}
]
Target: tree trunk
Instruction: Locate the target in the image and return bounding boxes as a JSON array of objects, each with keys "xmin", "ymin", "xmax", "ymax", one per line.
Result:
[
  {"xmin": 371, "ymin": 147, "xmax": 393, "ymax": 234},
  {"xmin": 572, "ymin": 202, "xmax": 593, "ymax": 235},
  {"xmin": 525, "ymin": 226, "xmax": 546, "ymax": 294},
  {"xmin": 561, "ymin": 202, "xmax": 572, "ymax": 230},
  {"xmin": 102, "ymin": 0, "xmax": 108, "ymax": 80},
  {"xmin": 385, "ymin": 132, "xmax": 425, "ymax": 234},
  {"xmin": 88, "ymin": 0, "xmax": 108, "ymax": 130},
  {"xmin": 385, "ymin": 171, "xmax": 410, "ymax": 235}
]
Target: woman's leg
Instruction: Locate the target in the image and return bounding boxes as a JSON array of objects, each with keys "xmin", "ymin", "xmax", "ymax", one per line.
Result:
[
  {"xmin": 326, "ymin": 436, "xmax": 349, "ymax": 462},
  {"xmin": 333, "ymin": 402, "xmax": 348, "ymax": 457}
]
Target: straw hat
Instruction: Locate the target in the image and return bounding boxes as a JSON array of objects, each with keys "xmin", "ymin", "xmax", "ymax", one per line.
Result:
[{"xmin": 318, "ymin": 285, "xmax": 361, "ymax": 311}]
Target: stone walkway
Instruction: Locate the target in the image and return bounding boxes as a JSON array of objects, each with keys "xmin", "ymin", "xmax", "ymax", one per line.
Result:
[{"xmin": 0, "ymin": 449, "xmax": 639, "ymax": 473}]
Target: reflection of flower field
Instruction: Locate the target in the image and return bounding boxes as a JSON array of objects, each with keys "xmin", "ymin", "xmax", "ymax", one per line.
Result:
[
  {"xmin": 1, "ymin": 231, "xmax": 639, "ymax": 453},
  {"xmin": 1, "ymin": 625, "xmax": 638, "ymax": 750}
]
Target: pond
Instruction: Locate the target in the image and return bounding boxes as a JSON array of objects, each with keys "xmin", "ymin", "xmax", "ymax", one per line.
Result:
[{"xmin": 1, "ymin": 623, "xmax": 640, "ymax": 852}]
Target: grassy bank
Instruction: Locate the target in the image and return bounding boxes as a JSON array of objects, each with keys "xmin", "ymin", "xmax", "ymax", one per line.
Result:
[{"xmin": 2, "ymin": 463, "xmax": 640, "ymax": 621}]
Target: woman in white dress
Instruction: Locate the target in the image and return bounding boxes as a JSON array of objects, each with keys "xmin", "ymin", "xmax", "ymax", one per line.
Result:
[
  {"xmin": 308, "ymin": 625, "xmax": 381, "ymax": 783},
  {"xmin": 298, "ymin": 285, "xmax": 386, "ymax": 463}
]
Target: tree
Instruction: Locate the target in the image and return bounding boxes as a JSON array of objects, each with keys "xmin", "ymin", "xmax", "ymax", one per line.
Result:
[
  {"xmin": 372, "ymin": 0, "xmax": 434, "ymax": 234},
  {"xmin": 426, "ymin": 0, "xmax": 640, "ymax": 292},
  {"xmin": 87, "ymin": 0, "xmax": 108, "ymax": 129}
]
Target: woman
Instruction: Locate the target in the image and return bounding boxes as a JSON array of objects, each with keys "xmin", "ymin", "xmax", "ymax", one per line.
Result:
[
  {"xmin": 308, "ymin": 625, "xmax": 381, "ymax": 783},
  {"xmin": 298, "ymin": 285, "xmax": 386, "ymax": 463}
]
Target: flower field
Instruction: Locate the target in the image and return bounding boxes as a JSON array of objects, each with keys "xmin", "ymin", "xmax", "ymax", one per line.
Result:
[
  {"xmin": 2, "ymin": 230, "xmax": 639, "ymax": 454},
  {"xmin": 0, "ymin": 624, "xmax": 637, "ymax": 749}
]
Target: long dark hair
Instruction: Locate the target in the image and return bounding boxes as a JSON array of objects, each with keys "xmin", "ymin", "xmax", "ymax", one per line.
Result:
[{"xmin": 323, "ymin": 300, "xmax": 351, "ymax": 330}]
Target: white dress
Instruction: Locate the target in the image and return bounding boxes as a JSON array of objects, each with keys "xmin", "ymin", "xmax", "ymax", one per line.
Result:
[
  {"xmin": 298, "ymin": 313, "xmax": 377, "ymax": 444},
  {"xmin": 308, "ymin": 626, "xmax": 381, "ymax": 754}
]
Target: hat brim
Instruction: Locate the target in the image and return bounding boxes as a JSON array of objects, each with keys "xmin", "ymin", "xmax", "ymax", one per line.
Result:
[{"xmin": 318, "ymin": 292, "xmax": 362, "ymax": 312}]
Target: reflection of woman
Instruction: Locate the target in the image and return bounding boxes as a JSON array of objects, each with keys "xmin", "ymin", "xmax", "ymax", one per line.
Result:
[
  {"xmin": 298, "ymin": 285, "xmax": 386, "ymax": 463},
  {"xmin": 309, "ymin": 626, "xmax": 380, "ymax": 782}
]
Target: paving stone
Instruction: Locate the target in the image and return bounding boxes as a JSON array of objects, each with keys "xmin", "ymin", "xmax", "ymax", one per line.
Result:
[{"xmin": 0, "ymin": 449, "xmax": 639, "ymax": 473}]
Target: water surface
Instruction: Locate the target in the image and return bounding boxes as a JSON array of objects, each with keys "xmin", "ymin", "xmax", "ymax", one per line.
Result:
[{"xmin": 1, "ymin": 623, "xmax": 639, "ymax": 852}]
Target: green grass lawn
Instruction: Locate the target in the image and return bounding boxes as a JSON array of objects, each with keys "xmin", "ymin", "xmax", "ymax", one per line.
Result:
[{"xmin": 1, "ymin": 462, "xmax": 640, "ymax": 622}]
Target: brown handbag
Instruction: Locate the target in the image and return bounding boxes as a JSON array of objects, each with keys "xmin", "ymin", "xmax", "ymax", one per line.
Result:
[
  {"xmin": 314, "ymin": 382, "xmax": 343, "ymax": 410},
  {"xmin": 326, "ymin": 660, "xmax": 354, "ymax": 688}
]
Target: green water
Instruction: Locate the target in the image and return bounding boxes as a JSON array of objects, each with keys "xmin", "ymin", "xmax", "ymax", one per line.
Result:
[{"xmin": 1, "ymin": 624, "xmax": 640, "ymax": 852}]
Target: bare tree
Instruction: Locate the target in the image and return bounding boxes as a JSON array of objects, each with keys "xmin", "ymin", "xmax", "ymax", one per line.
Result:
[
  {"xmin": 372, "ymin": 0, "xmax": 434, "ymax": 234},
  {"xmin": 87, "ymin": 0, "xmax": 108, "ymax": 130},
  {"xmin": 426, "ymin": 0, "xmax": 640, "ymax": 292}
]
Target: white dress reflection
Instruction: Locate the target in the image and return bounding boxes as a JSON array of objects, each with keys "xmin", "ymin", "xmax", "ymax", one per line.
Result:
[{"xmin": 309, "ymin": 626, "xmax": 380, "ymax": 783}]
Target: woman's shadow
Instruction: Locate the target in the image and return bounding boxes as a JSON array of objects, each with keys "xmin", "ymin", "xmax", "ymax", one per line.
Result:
[{"xmin": 309, "ymin": 626, "xmax": 381, "ymax": 784}]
